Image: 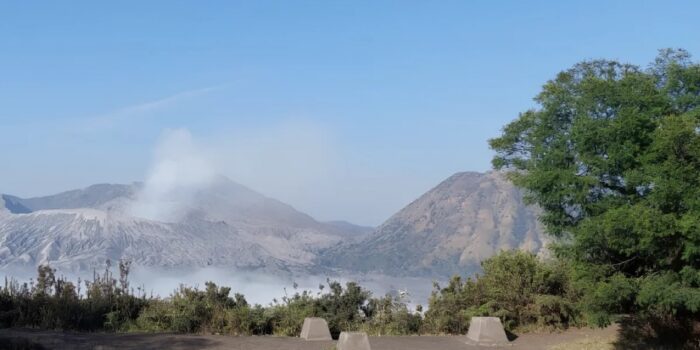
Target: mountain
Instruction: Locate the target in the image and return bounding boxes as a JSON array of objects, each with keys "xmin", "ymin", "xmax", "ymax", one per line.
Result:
[
  {"xmin": 0, "ymin": 177, "xmax": 369, "ymax": 273},
  {"xmin": 1, "ymin": 172, "xmax": 547, "ymax": 278},
  {"xmin": 1, "ymin": 195, "xmax": 32, "ymax": 214},
  {"xmin": 320, "ymin": 171, "xmax": 549, "ymax": 277},
  {"xmin": 3, "ymin": 183, "xmax": 135, "ymax": 212},
  {"xmin": 322, "ymin": 221, "xmax": 374, "ymax": 241}
]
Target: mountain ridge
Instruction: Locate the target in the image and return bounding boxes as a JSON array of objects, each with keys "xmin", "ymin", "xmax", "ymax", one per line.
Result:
[
  {"xmin": 320, "ymin": 171, "xmax": 548, "ymax": 277},
  {"xmin": 1, "ymin": 171, "xmax": 547, "ymax": 278},
  {"xmin": 0, "ymin": 176, "xmax": 370, "ymax": 272}
]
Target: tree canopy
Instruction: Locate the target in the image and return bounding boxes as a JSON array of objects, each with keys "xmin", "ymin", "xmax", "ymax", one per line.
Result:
[{"xmin": 489, "ymin": 49, "xmax": 700, "ymax": 329}]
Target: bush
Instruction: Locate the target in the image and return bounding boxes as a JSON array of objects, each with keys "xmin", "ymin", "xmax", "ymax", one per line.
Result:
[
  {"xmin": 361, "ymin": 294, "xmax": 422, "ymax": 335},
  {"xmin": 1, "ymin": 253, "xmax": 585, "ymax": 338},
  {"xmin": 131, "ymin": 277, "xmax": 420, "ymax": 337},
  {"xmin": 0, "ymin": 261, "xmax": 148, "ymax": 332},
  {"xmin": 424, "ymin": 251, "xmax": 583, "ymax": 333}
]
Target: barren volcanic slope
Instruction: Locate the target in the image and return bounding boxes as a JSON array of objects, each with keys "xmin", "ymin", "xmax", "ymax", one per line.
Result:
[
  {"xmin": 0, "ymin": 177, "xmax": 371, "ymax": 273},
  {"xmin": 1, "ymin": 172, "xmax": 545, "ymax": 278},
  {"xmin": 321, "ymin": 171, "xmax": 549, "ymax": 277}
]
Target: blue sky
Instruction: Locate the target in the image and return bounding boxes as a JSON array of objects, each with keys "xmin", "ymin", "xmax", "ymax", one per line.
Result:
[{"xmin": 1, "ymin": 1, "xmax": 699, "ymax": 225}]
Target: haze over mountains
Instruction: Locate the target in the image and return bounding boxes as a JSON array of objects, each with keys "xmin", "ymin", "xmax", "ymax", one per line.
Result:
[{"xmin": 0, "ymin": 171, "xmax": 548, "ymax": 279}]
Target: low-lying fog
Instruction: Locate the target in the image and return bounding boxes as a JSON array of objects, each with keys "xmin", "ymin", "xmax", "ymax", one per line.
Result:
[{"xmin": 0, "ymin": 266, "xmax": 439, "ymax": 310}]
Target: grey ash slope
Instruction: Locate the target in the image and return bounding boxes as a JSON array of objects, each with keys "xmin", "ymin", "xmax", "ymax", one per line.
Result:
[
  {"xmin": 4, "ymin": 183, "xmax": 136, "ymax": 212},
  {"xmin": 0, "ymin": 177, "xmax": 369, "ymax": 273},
  {"xmin": 320, "ymin": 171, "xmax": 549, "ymax": 277},
  {"xmin": 0, "ymin": 195, "xmax": 32, "ymax": 214},
  {"xmin": 1, "ymin": 172, "xmax": 546, "ymax": 277}
]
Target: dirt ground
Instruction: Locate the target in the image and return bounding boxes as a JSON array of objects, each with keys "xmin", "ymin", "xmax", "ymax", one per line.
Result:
[{"xmin": 0, "ymin": 325, "xmax": 619, "ymax": 350}]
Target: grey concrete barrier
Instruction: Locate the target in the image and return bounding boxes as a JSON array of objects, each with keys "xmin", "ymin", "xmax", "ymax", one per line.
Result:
[
  {"xmin": 465, "ymin": 317, "xmax": 510, "ymax": 346},
  {"xmin": 300, "ymin": 317, "xmax": 332, "ymax": 341},
  {"xmin": 337, "ymin": 331, "xmax": 371, "ymax": 350}
]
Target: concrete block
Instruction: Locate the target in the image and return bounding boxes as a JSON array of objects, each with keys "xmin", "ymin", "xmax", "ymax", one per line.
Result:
[
  {"xmin": 337, "ymin": 331, "xmax": 371, "ymax": 350},
  {"xmin": 300, "ymin": 317, "xmax": 332, "ymax": 341},
  {"xmin": 465, "ymin": 317, "xmax": 509, "ymax": 346}
]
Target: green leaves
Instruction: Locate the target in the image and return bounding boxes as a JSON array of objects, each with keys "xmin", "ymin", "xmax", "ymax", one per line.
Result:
[
  {"xmin": 424, "ymin": 251, "xmax": 582, "ymax": 333},
  {"xmin": 490, "ymin": 49, "xmax": 700, "ymax": 335}
]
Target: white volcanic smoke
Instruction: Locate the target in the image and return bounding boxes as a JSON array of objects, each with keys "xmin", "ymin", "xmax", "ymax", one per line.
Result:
[
  {"xmin": 129, "ymin": 122, "xmax": 342, "ymax": 224},
  {"xmin": 129, "ymin": 128, "xmax": 216, "ymax": 222}
]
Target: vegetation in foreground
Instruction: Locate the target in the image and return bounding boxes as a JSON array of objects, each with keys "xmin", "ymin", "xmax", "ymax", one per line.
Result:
[
  {"xmin": 0, "ymin": 251, "xmax": 581, "ymax": 338},
  {"xmin": 425, "ymin": 251, "xmax": 583, "ymax": 334}
]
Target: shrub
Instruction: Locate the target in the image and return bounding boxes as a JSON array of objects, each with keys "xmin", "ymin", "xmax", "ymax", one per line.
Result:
[
  {"xmin": 1, "ymin": 253, "xmax": 585, "ymax": 338},
  {"xmin": 424, "ymin": 251, "xmax": 583, "ymax": 333}
]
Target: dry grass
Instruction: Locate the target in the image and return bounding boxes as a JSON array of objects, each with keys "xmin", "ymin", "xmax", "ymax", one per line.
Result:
[{"xmin": 548, "ymin": 335, "xmax": 616, "ymax": 350}]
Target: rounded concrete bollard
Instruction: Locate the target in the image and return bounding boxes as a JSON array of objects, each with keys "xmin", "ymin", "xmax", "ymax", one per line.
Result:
[
  {"xmin": 337, "ymin": 331, "xmax": 371, "ymax": 350},
  {"xmin": 465, "ymin": 316, "xmax": 510, "ymax": 346},
  {"xmin": 300, "ymin": 317, "xmax": 332, "ymax": 341}
]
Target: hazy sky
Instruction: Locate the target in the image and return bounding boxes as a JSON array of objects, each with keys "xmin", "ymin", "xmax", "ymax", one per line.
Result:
[{"xmin": 1, "ymin": 1, "xmax": 699, "ymax": 225}]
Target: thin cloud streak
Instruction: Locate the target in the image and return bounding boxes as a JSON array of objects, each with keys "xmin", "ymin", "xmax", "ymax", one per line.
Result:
[{"xmin": 74, "ymin": 85, "xmax": 226, "ymax": 133}]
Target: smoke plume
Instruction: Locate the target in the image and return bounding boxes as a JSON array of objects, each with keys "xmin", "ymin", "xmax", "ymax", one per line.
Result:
[{"xmin": 129, "ymin": 129, "xmax": 216, "ymax": 222}]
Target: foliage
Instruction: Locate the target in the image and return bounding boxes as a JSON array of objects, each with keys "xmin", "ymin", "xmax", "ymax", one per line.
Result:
[
  {"xmin": 0, "ymin": 260, "xmax": 147, "ymax": 331},
  {"xmin": 489, "ymin": 48, "xmax": 700, "ymax": 344},
  {"xmin": 424, "ymin": 250, "xmax": 582, "ymax": 333},
  {"xmin": 0, "ymin": 254, "xmax": 604, "ymax": 338},
  {"xmin": 361, "ymin": 293, "xmax": 422, "ymax": 335},
  {"xmin": 135, "ymin": 282, "xmax": 249, "ymax": 334},
  {"xmin": 0, "ymin": 262, "xmax": 422, "ymax": 337}
]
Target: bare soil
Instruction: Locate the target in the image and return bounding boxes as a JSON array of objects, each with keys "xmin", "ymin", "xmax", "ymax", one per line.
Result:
[{"xmin": 0, "ymin": 325, "xmax": 619, "ymax": 350}]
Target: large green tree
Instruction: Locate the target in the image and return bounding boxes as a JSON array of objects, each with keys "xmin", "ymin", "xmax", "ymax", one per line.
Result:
[{"xmin": 489, "ymin": 49, "xmax": 700, "ymax": 329}]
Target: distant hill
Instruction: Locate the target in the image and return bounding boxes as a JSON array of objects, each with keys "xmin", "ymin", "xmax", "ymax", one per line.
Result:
[
  {"xmin": 320, "ymin": 171, "xmax": 549, "ymax": 277},
  {"xmin": 322, "ymin": 221, "xmax": 374, "ymax": 241},
  {"xmin": 1, "ymin": 195, "xmax": 33, "ymax": 214},
  {"xmin": 0, "ymin": 177, "xmax": 369, "ymax": 272},
  {"xmin": 4, "ymin": 184, "xmax": 136, "ymax": 212}
]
